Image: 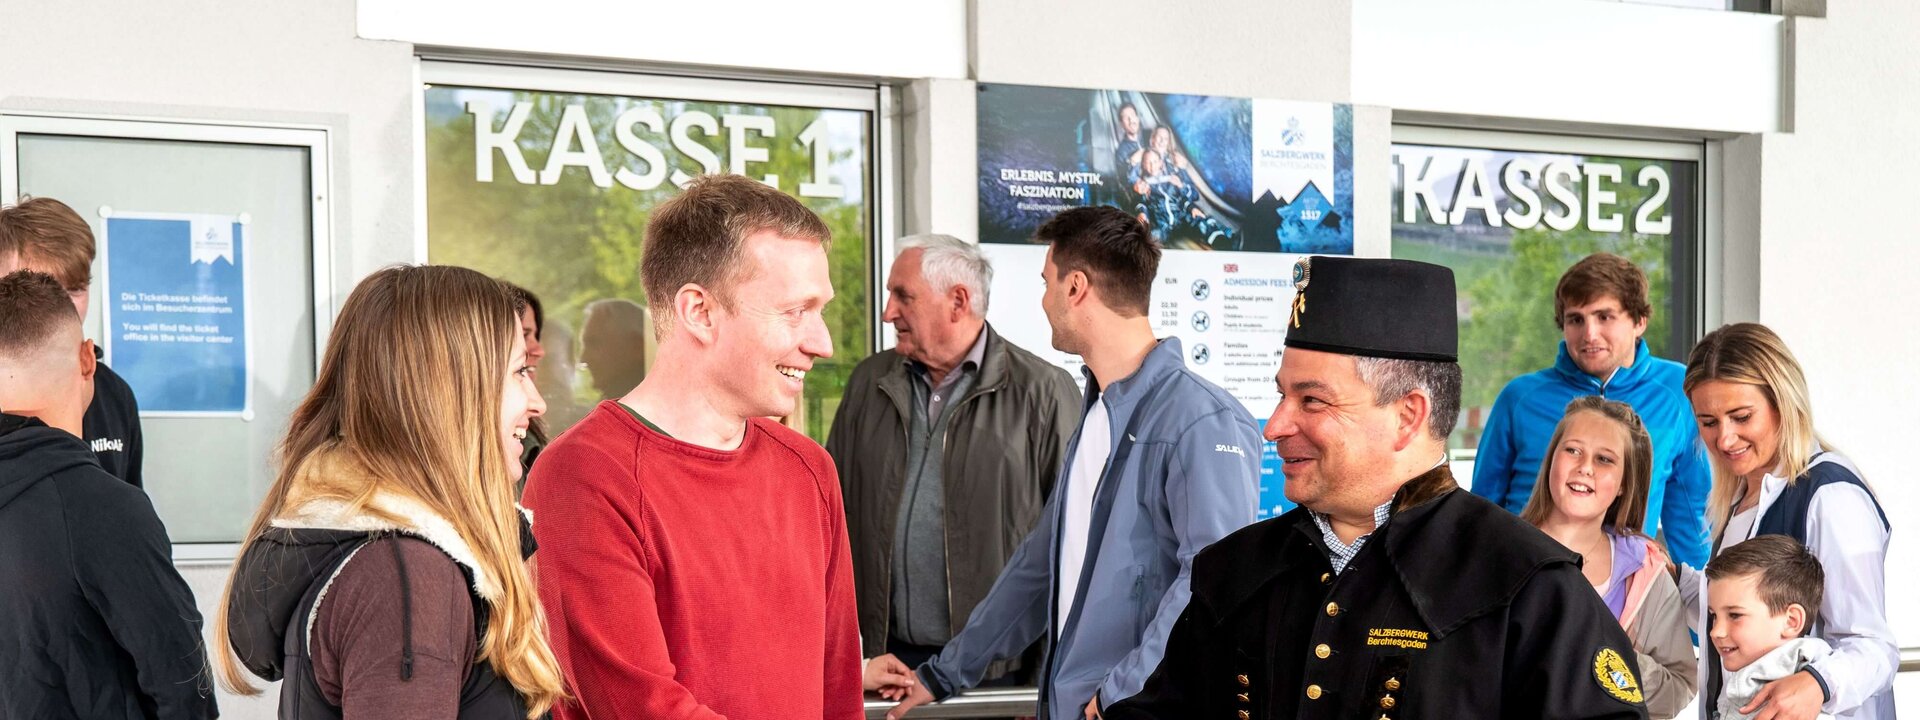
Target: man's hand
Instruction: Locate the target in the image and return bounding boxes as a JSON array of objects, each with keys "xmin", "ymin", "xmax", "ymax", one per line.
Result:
[
  {"xmin": 886, "ymin": 683, "xmax": 936, "ymax": 720},
  {"xmin": 1741, "ymin": 670, "xmax": 1825, "ymax": 720},
  {"xmin": 1083, "ymin": 694, "xmax": 1103, "ymax": 719},
  {"xmin": 863, "ymin": 654, "xmax": 916, "ymax": 700}
]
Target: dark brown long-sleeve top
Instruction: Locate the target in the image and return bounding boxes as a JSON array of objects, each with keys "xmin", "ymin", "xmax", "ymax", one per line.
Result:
[{"xmin": 311, "ymin": 537, "xmax": 477, "ymax": 719}]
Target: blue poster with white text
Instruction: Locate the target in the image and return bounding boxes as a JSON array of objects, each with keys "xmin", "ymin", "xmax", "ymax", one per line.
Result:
[{"xmin": 102, "ymin": 213, "xmax": 251, "ymax": 416}]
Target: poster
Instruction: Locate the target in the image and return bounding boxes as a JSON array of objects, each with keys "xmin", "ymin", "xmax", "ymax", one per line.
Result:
[
  {"xmin": 976, "ymin": 84, "xmax": 1354, "ymax": 518},
  {"xmin": 101, "ymin": 212, "xmax": 252, "ymax": 418}
]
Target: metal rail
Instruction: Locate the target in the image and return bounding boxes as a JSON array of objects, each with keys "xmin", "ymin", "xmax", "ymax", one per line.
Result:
[
  {"xmin": 864, "ymin": 688, "xmax": 1040, "ymax": 719},
  {"xmin": 870, "ymin": 648, "xmax": 1920, "ymax": 718}
]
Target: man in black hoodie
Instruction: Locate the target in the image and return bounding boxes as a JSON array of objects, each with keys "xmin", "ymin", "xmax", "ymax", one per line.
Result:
[
  {"xmin": 0, "ymin": 196, "xmax": 144, "ymax": 486},
  {"xmin": 0, "ymin": 270, "xmax": 217, "ymax": 720}
]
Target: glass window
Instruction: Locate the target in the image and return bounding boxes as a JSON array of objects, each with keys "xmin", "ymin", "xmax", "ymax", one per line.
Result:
[
  {"xmin": 1390, "ymin": 135, "xmax": 1701, "ymax": 458},
  {"xmin": 3, "ymin": 119, "xmax": 327, "ymax": 547},
  {"xmin": 423, "ymin": 71, "xmax": 876, "ymax": 442}
]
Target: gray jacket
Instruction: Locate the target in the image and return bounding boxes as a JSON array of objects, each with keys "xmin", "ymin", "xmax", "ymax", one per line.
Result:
[
  {"xmin": 916, "ymin": 337, "xmax": 1261, "ymax": 719},
  {"xmin": 829, "ymin": 324, "xmax": 1082, "ymax": 666},
  {"xmin": 1717, "ymin": 638, "xmax": 1834, "ymax": 720}
]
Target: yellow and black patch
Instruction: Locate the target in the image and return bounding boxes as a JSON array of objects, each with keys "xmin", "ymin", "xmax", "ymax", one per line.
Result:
[
  {"xmin": 1591, "ymin": 648, "xmax": 1643, "ymax": 704},
  {"xmin": 1365, "ymin": 627, "xmax": 1429, "ymax": 651}
]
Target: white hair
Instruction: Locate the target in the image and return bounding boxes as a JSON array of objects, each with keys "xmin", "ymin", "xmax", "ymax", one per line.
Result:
[{"xmin": 896, "ymin": 233, "xmax": 993, "ymax": 316}]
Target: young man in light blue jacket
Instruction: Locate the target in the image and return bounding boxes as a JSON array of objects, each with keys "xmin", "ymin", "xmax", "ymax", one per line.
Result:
[
  {"xmin": 1470, "ymin": 253, "xmax": 1711, "ymax": 568},
  {"xmin": 887, "ymin": 206, "xmax": 1260, "ymax": 720}
]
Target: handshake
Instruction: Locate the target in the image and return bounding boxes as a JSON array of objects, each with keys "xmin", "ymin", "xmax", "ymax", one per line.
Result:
[{"xmin": 862, "ymin": 654, "xmax": 937, "ymax": 718}]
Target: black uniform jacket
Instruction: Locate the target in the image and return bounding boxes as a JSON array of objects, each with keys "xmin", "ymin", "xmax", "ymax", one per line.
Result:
[{"xmin": 1106, "ymin": 466, "xmax": 1648, "ymax": 720}]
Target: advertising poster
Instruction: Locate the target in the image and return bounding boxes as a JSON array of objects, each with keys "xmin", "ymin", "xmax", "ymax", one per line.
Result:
[
  {"xmin": 101, "ymin": 212, "xmax": 253, "ymax": 417},
  {"xmin": 977, "ymin": 83, "xmax": 1355, "ymax": 518}
]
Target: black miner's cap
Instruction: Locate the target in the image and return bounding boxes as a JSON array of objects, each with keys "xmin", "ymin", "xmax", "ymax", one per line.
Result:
[{"xmin": 1283, "ymin": 256, "xmax": 1458, "ymax": 362}]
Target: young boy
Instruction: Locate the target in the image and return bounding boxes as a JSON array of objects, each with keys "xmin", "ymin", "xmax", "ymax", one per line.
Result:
[{"xmin": 1705, "ymin": 535, "xmax": 1833, "ymax": 720}]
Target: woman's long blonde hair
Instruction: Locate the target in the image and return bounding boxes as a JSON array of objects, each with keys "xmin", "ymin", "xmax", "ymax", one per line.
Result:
[
  {"xmin": 213, "ymin": 265, "xmax": 565, "ymax": 717},
  {"xmin": 1519, "ymin": 396, "xmax": 1654, "ymax": 536},
  {"xmin": 1683, "ymin": 323, "xmax": 1832, "ymax": 544}
]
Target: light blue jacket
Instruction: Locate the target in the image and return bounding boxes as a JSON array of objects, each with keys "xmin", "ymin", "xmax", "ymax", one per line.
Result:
[
  {"xmin": 1470, "ymin": 339, "xmax": 1712, "ymax": 567},
  {"xmin": 915, "ymin": 337, "xmax": 1261, "ymax": 719}
]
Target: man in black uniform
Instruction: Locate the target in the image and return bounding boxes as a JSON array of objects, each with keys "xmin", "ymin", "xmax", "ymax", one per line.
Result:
[
  {"xmin": 0, "ymin": 197, "xmax": 143, "ymax": 486},
  {"xmin": 1106, "ymin": 257, "xmax": 1647, "ymax": 720}
]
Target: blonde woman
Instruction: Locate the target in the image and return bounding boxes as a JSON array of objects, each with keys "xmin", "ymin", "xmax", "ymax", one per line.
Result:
[
  {"xmin": 215, "ymin": 265, "xmax": 566, "ymax": 719},
  {"xmin": 1522, "ymin": 397, "xmax": 1697, "ymax": 718},
  {"xmin": 1678, "ymin": 323, "xmax": 1894, "ymax": 720}
]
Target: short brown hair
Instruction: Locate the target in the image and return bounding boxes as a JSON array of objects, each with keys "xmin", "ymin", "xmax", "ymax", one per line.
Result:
[
  {"xmin": 1037, "ymin": 206, "xmax": 1159, "ymax": 316},
  {"xmin": 1553, "ymin": 253, "xmax": 1650, "ymax": 328},
  {"xmin": 640, "ymin": 175, "xmax": 830, "ymax": 326},
  {"xmin": 0, "ymin": 270, "xmax": 81, "ymax": 359},
  {"xmin": 0, "ymin": 196, "xmax": 96, "ymax": 291},
  {"xmin": 1706, "ymin": 535, "xmax": 1824, "ymax": 629}
]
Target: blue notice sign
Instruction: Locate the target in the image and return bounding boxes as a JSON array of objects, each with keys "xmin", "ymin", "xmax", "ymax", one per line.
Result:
[{"xmin": 102, "ymin": 213, "xmax": 251, "ymax": 417}]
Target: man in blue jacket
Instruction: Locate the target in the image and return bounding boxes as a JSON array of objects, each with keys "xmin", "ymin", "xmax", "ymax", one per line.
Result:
[
  {"xmin": 1470, "ymin": 253, "xmax": 1710, "ymax": 567},
  {"xmin": 886, "ymin": 206, "xmax": 1261, "ymax": 720}
]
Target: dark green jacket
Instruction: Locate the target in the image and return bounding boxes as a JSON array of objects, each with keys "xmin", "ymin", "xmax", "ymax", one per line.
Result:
[{"xmin": 827, "ymin": 324, "xmax": 1080, "ymax": 666}]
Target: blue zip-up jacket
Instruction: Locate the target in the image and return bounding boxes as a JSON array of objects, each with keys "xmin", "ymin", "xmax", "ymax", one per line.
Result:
[
  {"xmin": 915, "ymin": 337, "xmax": 1260, "ymax": 719},
  {"xmin": 1470, "ymin": 339, "xmax": 1712, "ymax": 568}
]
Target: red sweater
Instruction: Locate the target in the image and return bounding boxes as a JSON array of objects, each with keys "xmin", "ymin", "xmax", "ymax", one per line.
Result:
[{"xmin": 524, "ymin": 402, "xmax": 863, "ymax": 720}]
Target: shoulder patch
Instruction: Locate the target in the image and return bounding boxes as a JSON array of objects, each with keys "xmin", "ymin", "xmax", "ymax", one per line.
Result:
[{"xmin": 1591, "ymin": 647, "xmax": 1644, "ymax": 704}]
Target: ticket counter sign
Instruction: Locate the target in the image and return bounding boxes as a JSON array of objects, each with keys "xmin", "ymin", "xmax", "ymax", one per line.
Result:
[{"xmin": 101, "ymin": 212, "xmax": 253, "ymax": 417}]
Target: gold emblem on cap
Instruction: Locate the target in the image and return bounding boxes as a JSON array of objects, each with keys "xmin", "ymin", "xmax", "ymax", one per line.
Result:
[{"xmin": 1291, "ymin": 258, "xmax": 1311, "ymax": 328}]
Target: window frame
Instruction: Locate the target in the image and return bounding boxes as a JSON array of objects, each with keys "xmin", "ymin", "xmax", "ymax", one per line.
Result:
[
  {"xmin": 1389, "ymin": 125, "xmax": 1714, "ymax": 462},
  {"xmin": 414, "ymin": 60, "xmax": 895, "ymax": 353},
  {"xmin": 0, "ymin": 112, "xmax": 335, "ymax": 561}
]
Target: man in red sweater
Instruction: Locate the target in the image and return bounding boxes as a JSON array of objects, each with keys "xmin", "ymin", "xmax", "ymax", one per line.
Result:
[{"xmin": 523, "ymin": 174, "xmax": 862, "ymax": 720}]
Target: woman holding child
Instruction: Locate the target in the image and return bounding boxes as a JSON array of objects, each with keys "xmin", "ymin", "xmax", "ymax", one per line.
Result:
[
  {"xmin": 1678, "ymin": 323, "xmax": 1895, "ymax": 720},
  {"xmin": 1523, "ymin": 396, "xmax": 1698, "ymax": 719}
]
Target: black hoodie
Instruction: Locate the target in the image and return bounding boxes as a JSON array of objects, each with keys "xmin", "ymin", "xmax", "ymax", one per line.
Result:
[{"xmin": 0, "ymin": 413, "xmax": 217, "ymax": 720}]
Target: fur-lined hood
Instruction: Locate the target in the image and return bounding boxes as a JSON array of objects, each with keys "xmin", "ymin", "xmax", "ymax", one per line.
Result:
[
  {"xmin": 225, "ymin": 452, "xmax": 533, "ymax": 684},
  {"xmin": 270, "ymin": 489, "xmax": 506, "ymax": 601}
]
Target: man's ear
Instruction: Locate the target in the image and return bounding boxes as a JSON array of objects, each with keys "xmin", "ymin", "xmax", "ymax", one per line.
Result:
[
  {"xmin": 78, "ymin": 339, "xmax": 97, "ymax": 383},
  {"xmin": 674, "ymin": 284, "xmax": 719, "ymax": 345},
  {"xmin": 948, "ymin": 284, "xmax": 972, "ymax": 322},
  {"xmin": 1392, "ymin": 389, "xmax": 1433, "ymax": 452},
  {"xmin": 1065, "ymin": 270, "xmax": 1091, "ymax": 307},
  {"xmin": 1783, "ymin": 603, "xmax": 1809, "ymax": 638}
]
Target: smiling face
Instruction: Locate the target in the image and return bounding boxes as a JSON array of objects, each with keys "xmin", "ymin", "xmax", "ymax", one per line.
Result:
[
  {"xmin": 1264, "ymin": 348, "xmax": 1401, "ymax": 514},
  {"xmin": 1544, "ymin": 410, "xmax": 1630, "ymax": 527},
  {"xmin": 500, "ymin": 332, "xmax": 545, "ymax": 480},
  {"xmin": 707, "ymin": 230, "xmax": 835, "ymax": 419},
  {"xmin": 1560, "ymin": 294, "xmax": 1647, "ymax": 379},
  {"xmin": 1119, "ymin": 105, "xmax": 1140, "ymax": 139},
  {"xmin": 1690, "ymin": 379, "xmax": 1782, "ymax": 480},
  {"xmin": 1707, "ymin": 571, "xmax": 1804, "ymax": 672},
  {"xmin": 1150, "ymin": 126, "xmax": 1172, "ymax": 155}
]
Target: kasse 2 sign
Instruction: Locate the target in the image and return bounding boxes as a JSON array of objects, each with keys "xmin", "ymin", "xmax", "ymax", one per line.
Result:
[
  {"xmin": 464, "ymin": 100, "xmax": 847, "ymax": 198},
  {"xmin": 1397, "ymin": 153, "xmax": 1674, "ymax": 235}
]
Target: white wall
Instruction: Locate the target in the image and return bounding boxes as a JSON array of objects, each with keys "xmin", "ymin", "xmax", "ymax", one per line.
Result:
[
  {"xmin": 0, "ymin": 0, "xmax": 419, "ymax": 302},
  {"xmin": 1355, "ymin": 0, "xmax": 1784, "ymax": 134},
  {"xmin": 359, "ymin": 0, "xmax": 969, "ymax": 80},
  {"xmin": 1737, "ymin": 3, "xmax": 1920, "ymax": 651}
]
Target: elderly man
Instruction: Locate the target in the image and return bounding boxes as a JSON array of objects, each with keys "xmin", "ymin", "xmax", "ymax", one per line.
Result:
[
  {"xmin": 888, "ymin": 207, "xmax": 1260, "ymax": 720},
  {"xmin": 828, "ymin": 234, "xmax": 1081, "ymax": 682},
  {"xmin": 1106, "ymin": 257, "xmax": 1647, "ymax": 720}
]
